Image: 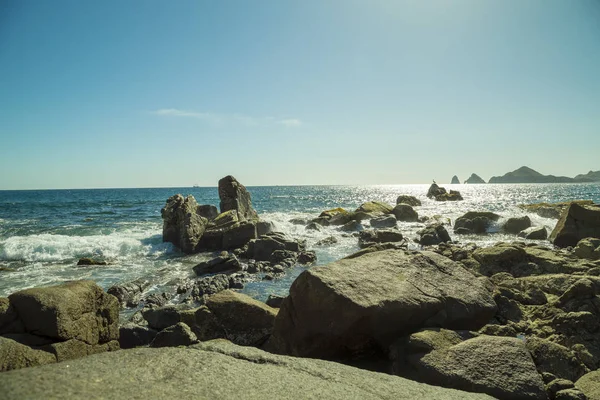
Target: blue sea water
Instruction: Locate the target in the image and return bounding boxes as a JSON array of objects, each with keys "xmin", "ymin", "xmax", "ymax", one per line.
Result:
[{"xmin": 1, "ymin": 183, "xmax": 599, "ymax": 307}]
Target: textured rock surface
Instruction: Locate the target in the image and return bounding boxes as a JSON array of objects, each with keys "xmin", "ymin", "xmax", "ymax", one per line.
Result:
[
  {"xmin": 518, "ymin": 226, "xmax": 548, "ymax": 240},
  {"xmin": 267, "ymin": 249, "xmax": 496, "ymax": 360},
  {"xmin": 454, "ymin": 211, "xmax": 501, "ymax": 234},
  {"xmin": 417, "ymin": 224, "xmax": 451, "ymax": 246},
  {"xmin": 503, "ymin": 216, "xmax": 532, "ymax": 234},
  {"xmin": 0, "ymin": 336, "xmax": 56, "ymax": 371},
  {"xmin": 392, "ymin": 204, "xmax": 419, "ymax": 222},
  {"xmin": 358, "ymin": 229, "xmax": 404, "ymax": 248},
  {"xmin": 574, "ymin": 237, "xmax": 600, "ymax": 260},
  {"xmin": 370, "ymin": 215, "xmax": 397, "ymax": 228},
  {"xmin": 150, "ymin": 322, "xmax": 198, "ymax": 348},
  {"xmin": 8, "ymin": 280, "xmax": 119, "ymax": 345},
  {"xmin": 218, "ymin": 175, "xmax": 259, "ymax": 222},
  {"xmin": 396, "ymin": 195, "xmax": 422, "ymax": 207},
  {"xmin": 413, "ymin": 335, "xmax": 546, "ymax": 400},
  {"xmin": 0, "ymin": 340, "xmax": 494, "ymax": 400},
  {"xmin": 161, "ymin": 194, "xmax": 208, "ymax": 253},
  {"xmin": 576, "ymin": 370, "xmax": 600, "ymax": 400},
  {"xmin": 550, "ymin": 203, "xmax": 600, "ymax": 248}
]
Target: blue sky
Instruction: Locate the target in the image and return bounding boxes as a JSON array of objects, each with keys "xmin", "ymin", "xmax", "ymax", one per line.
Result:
[{"xmin": 1, "ymin": 0, "xmax": 599, "ymax": 189}]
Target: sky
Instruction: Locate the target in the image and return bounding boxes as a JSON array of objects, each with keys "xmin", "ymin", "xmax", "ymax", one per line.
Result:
[{"xmin": 0, "ymin": 0, "xmax": 599, "ymax": 189}]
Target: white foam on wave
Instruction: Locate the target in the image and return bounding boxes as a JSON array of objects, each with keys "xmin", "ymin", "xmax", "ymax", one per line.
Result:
[{"xmin": 0, "ymin": 226, "xmax": 175, "ymax": 262}]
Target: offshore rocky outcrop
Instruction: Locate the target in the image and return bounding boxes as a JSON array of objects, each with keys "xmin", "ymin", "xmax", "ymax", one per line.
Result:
[
  {"xmin": 465, "ymin": 173, "xmax": 486, "ymax": 184},
  {"xmin": 489, "ymin": 166, "xmax": 575, "ymax": 184},
  {"xmin": 451, "ymin": 175, "xmax": 460, "ymax": 184},
  {"xmin": 427, "ymin": 183, "xmax": 463, "ymax": 202},
  {"xmin": 0, "ymin": 280, "xmax": 119, "ymax": 371}
]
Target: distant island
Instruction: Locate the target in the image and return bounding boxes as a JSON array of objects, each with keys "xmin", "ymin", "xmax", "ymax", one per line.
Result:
[
  {"xmin": 465, "ymin": 173, "xmax": 485, "ymax": 184},
  {"xmin": 451, "ymin": 175, "xmax": 460, "ymax": 184},
  {"xmin": 488, "ymin": 166, "xmax": 600, "ymax": 184}
]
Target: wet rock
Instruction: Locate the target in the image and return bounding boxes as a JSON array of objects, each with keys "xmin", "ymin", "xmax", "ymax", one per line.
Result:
[
  {"xmin": 191, "ymin": 274, "xmax": 231, "ymax": 299},
  {"xmin": 267, "ymin": 249, "xmax": 496, "ymax": 360},
  {"xmin": 412, "ymin": 335, "xmax": 546, "ymax": 400},
  {"xmin": 503, "ymin": 216, "xmax": 532, "ymax": 234},
  {"xmin": 550, "ymin": 202, "xmax": 600, "ymax": 248},
  {"xmin": 305, "ymin": 222, "xmax": 321, "ymax": 231},
  {"xmin": 222, "ymin": 221, "xmax": 258, "ymax": 249},
  {"xmin": 218, "ymin": 175, "xmax": 259, "ymax": 222},
  {"xmin": 289, "ymin": 217, "xmax": 308, "ymax": 225},
  {"xmin": 107, "ymin": 278, "xmax": 151, "ymax": 308},
  {"xmin": 417, "ymin": 223, "xmax": 451, "ymax": 246},
  {"xmin": 161, "ymin": 194, "xmax": 208, "ymax": 254},
  {"xmin": 355, "ymin": 201, "xmax": 393, "ymax": 215},
  {"xmin": 246, "ymin": 233, "xmax": 303, "ymax": 261},
  {"xmin": 574, "ymin": 237, "xmax": 600, "ymax": 260},
  {"xmin": 315, "ymin": 236, "xmax": 338, "ymax": 246},
  {"xmin": 358, "ymin": 229, "xmax": 404, "ymax": 248},
  {"xmin": 150, "ymin": 322, "xmax": 198, "ymax": 348},
  {"xmin": 266, "ymin": 294, "xmax": 286, "ymax": 308},
  {"xmin": 297, "ymin": 251, "xmax": 317, "ymax": 265},
  {"xmin": 340, "ymin": 220, "xmax": 363, "ymax": 232},
  {"xmin": 427, "ymin": 183, "xmax": 463, "ymax": 201},
  {"xmin": 197, "ymin": 204, "xmax": 218, "ymax": 221},
  {"xmin": 519, "ymin": 226, "xmax": 548, "ymax": 240},
  {"xmin": 392, "ymin": 204, "xmax": 419, "ymax": 222},
  {"xmin": 119, "ymin": 323, "xmax": 158, "ymax": 349},
  {"xmin": 76, "ymin": 258, "xmax": 108, "ymax": 266},
  {"xmin": 396, "ymin": 195, "xmax": 421, "ymax": 207},
  {"xmin": 454, "ymin": 211, "xmax": 501, "ymax": 234},
  {"xmin": 370, "ymin": 215, "xmax": 397, "ymax": 228},
  {"xmin": 193, "ymin": 253, "xmax": 242, "ymax": 276}
]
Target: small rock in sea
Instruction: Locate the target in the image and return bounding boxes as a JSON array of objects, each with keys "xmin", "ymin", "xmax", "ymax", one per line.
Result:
[
  {"xmin": 77, "ymin": 258, "xmax": 108, "ymax": 266},
  {"xmin": 315, "ymin": 236, "xmax": 338, "ymax": 246},
  {"xmin": 518, "ymin": 226, "xmax": 548, "ymax": 240},
  {"xmin": 305, "ymin": 222, "xmax": 321, "ymax": 231}
]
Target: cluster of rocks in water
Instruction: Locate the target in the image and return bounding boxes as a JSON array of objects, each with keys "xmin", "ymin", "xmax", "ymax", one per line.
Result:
[{"xmin": 2, "ymin": 178, "xmax": 600, "ymax": 399}]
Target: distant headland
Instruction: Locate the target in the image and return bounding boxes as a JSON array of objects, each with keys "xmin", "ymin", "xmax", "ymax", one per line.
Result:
[{"xmin": 451, "ymin": 166, "xmax": 600, "ymax": 184}]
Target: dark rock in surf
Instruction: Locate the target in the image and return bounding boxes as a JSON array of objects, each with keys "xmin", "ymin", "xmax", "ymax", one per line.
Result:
[
  {"xmin": 358, "ymin": 229, "xmax": 404, "ymax": 248},
  {"xmin": 370, "ymin": 215, "xmax": 397, "ymax": 229},
  {"xmin": 77, "ymin": 258, "xmax": 108, "ymax": 266},
  {"xmin": 518, "ymin": 226, "xmax": 548, "ymax": 240},
  {"xmin": 417, "ymin": 223, "xmax": 451, "ymax": 246},
  {"xmin": 392, "ymin": 204, "xmax": 419, "ymax": 222},
  {"xmin": 396, "ymin": 195, "xmax": 421, "ymax": 207},
  {"xmin": 161, "ymin": 194, "xmax": 208, "ymax": 254},
  {"xmin": 218, "ymin": 175, "xmax": 259, "ymax": 222},
  {"xmin": 502, "ymin": 216, "xmax": 532, "ymax": 234},
  {"xmin": 193, "ymin": 253, "xmax": 242, "ymax": 276},
  {"xmin": 454, "ymin": 211, "xmax": 501, "ymax": 234}
]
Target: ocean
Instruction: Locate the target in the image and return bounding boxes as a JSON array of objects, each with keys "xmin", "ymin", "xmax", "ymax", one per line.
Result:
[{"xmin": 1, "ymin": 183, "xmax": 599, "ymax": 309}]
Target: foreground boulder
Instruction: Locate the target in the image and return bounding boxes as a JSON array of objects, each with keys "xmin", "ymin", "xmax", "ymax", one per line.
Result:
[
  {"xmin": 550, "ymin": 203, "xmax": 600, "ymax": 248},
  {"xmin": 142, "ymin": 290, "xmax": 277, "ymax": 347},
  {"xmin": 267, "ymin": 249, "xmax": 496, "ymax": 360},
  {"xmin": 0, "ymin": 280, "xmax": 119, "ymax": 371},
  {"xmin": 0, "ymin": 340, "xmax": 494, "ymax": 399},
  {"xmin": 161, "ymin": 194, "xmax": 208, "ymax": 253},
  {"xmin": 411, "ymin": 335, "xmax": 546, "ymax": 400},
  {"xmin": 502, "ymin": 216, "xmax": 532, "ymax": 234}
]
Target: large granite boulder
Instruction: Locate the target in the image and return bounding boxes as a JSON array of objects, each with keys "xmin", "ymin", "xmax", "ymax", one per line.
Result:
[
  {"xmin": 0, "ymin": 281, "xmax": 120, "ymax": 371},
  {"xmin": 143, "ymin": 291, "xmax": 277, "ymax": 347},
  {"xmin": 0, "ymin": 340, "xmax": 495, "ymax": 400},
  {"xmin": 355, "ymin": 201, "xmax": 394, "ymax": 215},
  {"xmin": 417, "ymin": 224, "xmax": 451, "ymax": 246},
  {"xmin": 503, "ymin": 216, "xmax": 532, "ymax": 234},
  {"xmin": 550, "ymin": 203, "xmax": 600, "ymax": 248},
  {"xmin": 218, "ymin": 175, "xmax": 259, "ymax": 222},
  {"xmin": 392, "ymin": 204, "xmax": 419, "ymax": 222},
  {"xmin": 161, "ymin": 194, "xmax": 208, "ymax": 253},
  {"xmin": 396, "ymin": 195, "xmax": 421, "ymax": 207},
  {"xmin": 454, "ymin": 211, "xmax": 501, "ymax": 234},
  {"xmin": 412, "ymin": 335, "xmax": 546, "ymax": 400},
  {"xmin": 267, "ymin": 249, "xmax": 496, "ymax": 360},
  {"xmin": 518, "ymin": 226, "xmax": 548, "ymax": 240}
]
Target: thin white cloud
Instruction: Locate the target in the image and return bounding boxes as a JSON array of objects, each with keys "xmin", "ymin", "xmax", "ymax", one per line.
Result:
[{"xmin": 153, "ymin": 109, "xmax": 301, "ymax": 128}]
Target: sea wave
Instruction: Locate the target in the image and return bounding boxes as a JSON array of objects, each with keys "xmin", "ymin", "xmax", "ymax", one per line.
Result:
[{"xmin": 0, "ymin": 228, "xmax": 174, "ymax": 262}]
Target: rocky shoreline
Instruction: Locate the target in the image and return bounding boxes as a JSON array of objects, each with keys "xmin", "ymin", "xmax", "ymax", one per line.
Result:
[{"xmin": 1, "ymin": 178, "xmax": 600, "ymax": 399}]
